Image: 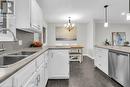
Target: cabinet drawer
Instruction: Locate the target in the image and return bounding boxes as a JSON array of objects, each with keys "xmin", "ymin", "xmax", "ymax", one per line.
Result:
[
  {"xmin": 95, "ymin": 48, "xmax": 108, "ymax": 55},
  {"xmin": 36, "ymin": 53, "xmax": 45, "ymax": 68},
  {"xmin": 14, "ymin": 60, "xmax": 36, "ymax": 87}
]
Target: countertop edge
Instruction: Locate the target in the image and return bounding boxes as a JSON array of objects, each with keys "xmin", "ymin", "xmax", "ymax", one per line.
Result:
[
  {"xmin": 95, "ymin": 45, "xmax": 130, "ymax": 53},
  {"xmin": 0, "ymin": 45, "xmax": 84, "ymax": 83}
]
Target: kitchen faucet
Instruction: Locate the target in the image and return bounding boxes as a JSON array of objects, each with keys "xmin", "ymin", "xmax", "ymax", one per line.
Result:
[{"xmin": 0, "ymin": 28, "xmax": 17, "ymax": 41}]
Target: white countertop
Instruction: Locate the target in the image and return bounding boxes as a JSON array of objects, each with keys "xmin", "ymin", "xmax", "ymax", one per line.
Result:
[{"xmin": 95, "ymin": 45, "xmax": 130, "ymax": 53}]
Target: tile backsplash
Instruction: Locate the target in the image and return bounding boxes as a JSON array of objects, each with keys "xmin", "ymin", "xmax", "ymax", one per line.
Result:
[
  {"xmin": 16, "ymin": 29, "xmax": 34, "ymax": 48},
  {"xmin": 0, "ymin": 29, "xmax": 34, "ymax": 52}
]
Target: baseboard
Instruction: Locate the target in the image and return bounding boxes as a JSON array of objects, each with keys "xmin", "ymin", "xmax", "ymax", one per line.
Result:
[{"xmin": 83, "ymin": 54, "xmax": 94, "ymax": 59}]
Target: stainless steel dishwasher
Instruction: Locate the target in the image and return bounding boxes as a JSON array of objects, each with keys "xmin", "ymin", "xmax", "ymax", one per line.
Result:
[{"xmin": 109, "ymin": 50, "xmax": 130, "ymax": 87}]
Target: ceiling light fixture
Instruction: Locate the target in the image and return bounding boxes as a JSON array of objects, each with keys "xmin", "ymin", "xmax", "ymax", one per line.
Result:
[
  {"xmin": 127, "ymin": 0, "xmax": 130, "ymax": 20},
  {"xmin": 104, "ymin": 5, "xmax": 109, "ymax": 28},
  {"xmin": 121, "ymin": 12, "xmax": 126, "ymax": 16},
  {"xmin": 64, "ymin": 17, "xmax": 75, "ymax": 31}
]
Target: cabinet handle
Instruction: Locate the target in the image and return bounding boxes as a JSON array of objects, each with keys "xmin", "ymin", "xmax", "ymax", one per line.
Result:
[
  {"xmin": 37, "ymin": 74, "xmax": 40, "ymax": 82},
  {"xmin": 46, "ymin": 63, "xmax": 48, "ymax": 68},
  {"xmin": 36, "ymin": 75, "xmax": 40, "ymax": 86},
  {"xmin": 51, "ymin": 53, "xmax": 53, "ymax": 58},
  {"xmin": 36, "ymin": 77, "xmax": 38, "ymax": 86}
]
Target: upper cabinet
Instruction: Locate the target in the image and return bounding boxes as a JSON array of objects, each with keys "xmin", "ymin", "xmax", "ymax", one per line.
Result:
[
  {"xmin": 15, "ymin": 0, "xmax": 43, "ymax": 32},
  {"xmin": 15, "ymin": 0, "xmax": 31, "ymax": 29},
  {"xmin": 31, "ymin": 0, "xmax": 43, "ymax": 30}
]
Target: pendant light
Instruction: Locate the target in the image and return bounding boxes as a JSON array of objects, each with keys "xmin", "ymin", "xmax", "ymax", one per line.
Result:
[
  {"xmin": 64, "ymin": 17, "xmax": 75, "ymax": 31},
  {"xmin": 127, "ymin": 0, "xmax": 130, "ymax": 20},
  {"xmin": 104, "ymin": 5, "xmax": 109, "ymax": 28}
]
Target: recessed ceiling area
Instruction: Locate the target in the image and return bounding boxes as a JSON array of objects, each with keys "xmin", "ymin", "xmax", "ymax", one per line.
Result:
[{"xmin": 38, "ymin": 0, "xmax": 129, "ymax": 24}]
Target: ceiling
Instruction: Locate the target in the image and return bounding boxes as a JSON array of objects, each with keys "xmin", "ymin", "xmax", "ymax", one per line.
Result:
[{"xmin": 38, "ymin": 0, "xmax": 130, "ymax": 24}]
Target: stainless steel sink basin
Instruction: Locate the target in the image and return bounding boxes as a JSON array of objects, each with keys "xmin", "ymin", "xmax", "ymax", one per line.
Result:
[
  {"xmin": 9, "ymin": 51, "xmax": 36, "ymax": 55},
  {"xmin": 0, "ymin": 55, "xmax": 27, "ymax": 68},
  {"xmin": 0, "ymin": 51, "xmax": 37, "ymax": 68}
]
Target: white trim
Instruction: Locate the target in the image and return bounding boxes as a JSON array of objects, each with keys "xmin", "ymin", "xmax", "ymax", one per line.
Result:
[
  {"xmin": 83, "ymin": 54, "xmax": 94, "ymax": 59},
  {"xmin": 48, "ymin": 76, "xmax": 69, "ymax": 79}
]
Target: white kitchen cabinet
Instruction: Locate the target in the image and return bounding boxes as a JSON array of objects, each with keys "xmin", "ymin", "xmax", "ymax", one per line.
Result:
[
  {"xmin": 0, "ymin": 77, "xmax": 12, "ymax": 87},
  {"xmin": 15, "ymin": 0, "xmax": 42, "ymax": 32},
  {"xmin": 36, "ymin": 53, "xmax": 44, "ymax": 68},
  {"xmin": 94, "ymin": 47, "xmax": 108, "ymax": 75},
  {"xmin": 48, "ymin": 50, "xmax": 70, "ymax": 79},
  {"xmin": 13, "ymin": 60, "xmax": 36, "ymax": 87},
  {"xmin": 15, "ymin": 0, "xmax": 31, "ymax": 29},
  {"xmin": 36, "ymin": 65, "xmax": 44, "ymax": 87},
  {"xmin": 36, "ymin": 51, "xmax": 48, "ymax": 87},
  {"xmin": 44, "ymin": 51, "xmax": 48, "ymax": 86},
  {"xmin": 23, "ymin": 73, "xmax": 37, "ymax": 87},
  {"xmin": 31, "ymin": 0, "xmax": 43, "ymax": 30},
  {"xmin": 0, "ymin": 49, "xmax": 70, "ymax": 87}
]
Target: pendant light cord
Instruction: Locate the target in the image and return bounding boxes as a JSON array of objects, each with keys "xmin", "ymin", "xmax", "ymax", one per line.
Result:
[
  {"xmin": 129, "ymin": 0, "xmax": 130, "ymax": 13},
  {"xmin": 104, "ymin": 5, "xmax": 109, "ymax": 23},
  {"xmin": 105, "ymin": 7, "xmax": 107, "ymax": 22}
]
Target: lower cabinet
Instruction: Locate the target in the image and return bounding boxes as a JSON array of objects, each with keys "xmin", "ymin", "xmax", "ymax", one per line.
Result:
[
  {"xmin": 44, "ymin": 51, "xmax": 48, "ymax": 86},
  {"xmin": 13, "ymin": 52, "xmax": 47, "ymax": 87},
  {"xmin": 95, "ymin": 47, "xmax": 108, "ymax": 75},
  {"xmin": 36, "ymin": 65, "xmax": 45, "ymax": 87},
  {"xmin": 48, "ymin": 50, "xmax": 69, "ymax": 79},
  {"xmin": 0, "ymin": 49, "xmax": 70, "ymax": 87},
  {"xmin": 13, "ymin": 60, "xmax": 36, "ymax": 87},
  {"xmin": 23, "ymin": 73, "xmax": 37, "ymax": 87},
  {"xmin": 0, "ymin": 77, "xmax": 12, "ymax": 87},
  {"xmin": 23, "ymin": 64, "xmax": 45, "ymax": 87}
]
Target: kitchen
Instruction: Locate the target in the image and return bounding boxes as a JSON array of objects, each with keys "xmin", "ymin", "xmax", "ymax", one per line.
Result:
[{"xmin": 0, "ymin": 0, "xmax": 129, "ymax": 87}]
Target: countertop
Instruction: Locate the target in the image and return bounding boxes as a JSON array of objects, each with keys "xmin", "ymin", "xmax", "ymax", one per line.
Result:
[
  {"xmin": 95, "ymin": 45, "xmax": 130, "ymax": 53},
  {"xmin": 0, "ymin": 45, "xmax": 83, "ymax": 83},
  {"xmin": 0, "ymin": 47, "xmax": 46, "ymax": 83},
  {"xmin": 48, "ymin": 45, "xmax": 84, "ymax": 49}
]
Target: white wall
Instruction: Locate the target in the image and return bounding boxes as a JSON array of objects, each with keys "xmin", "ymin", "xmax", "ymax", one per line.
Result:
[
  {"xmin": 86, "ymin": 20, "xmax": 95, "ymax": 59},
  {"xmin": 95, "ymin": 23, "xmax": 130, "ymax": 45},
  {"xmin": 47, "ymin": 23, "xmax": 87, "ymax": 54}
]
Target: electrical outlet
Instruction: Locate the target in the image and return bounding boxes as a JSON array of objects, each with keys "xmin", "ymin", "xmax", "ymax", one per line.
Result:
[{"xmin": 18, "ymin": 40, "xmax": 22, "ymax": 45}]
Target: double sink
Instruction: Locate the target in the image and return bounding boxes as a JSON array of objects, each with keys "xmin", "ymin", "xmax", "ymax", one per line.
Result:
[{"xmin": 0, "ymin": 51, "xmax": 37, "ymax": 68}]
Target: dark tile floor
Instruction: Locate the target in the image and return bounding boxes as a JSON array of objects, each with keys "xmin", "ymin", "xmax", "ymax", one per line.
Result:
[{"xmin": 46, "ymin": 57, "xmax": 123, "ymax": 87}]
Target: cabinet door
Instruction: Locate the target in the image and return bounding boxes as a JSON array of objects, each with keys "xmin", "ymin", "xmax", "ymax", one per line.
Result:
[
  {"xmin": 100, "ymin": 49, "xmax": 108, "ymax": 74},
  {"xmin": 44, "ymin": 51, "xmax": 48, "ymax": 86},
  {"xmin": 36, "ymin": 53, "xmax": 44, "ymax": 68},
  {"xmin": 13, "ymin": 61, "xmax": 36, "ymax": 87},
  {"xmin": 37, "ymin": 65, "xmax": 44, "ymax": 87},
  {"xmin": 95, "ymin": 47, "xmax": 108, "ymax": 75},
  {"xmin": 23, "ymin": 73, "xmax": 37, "ymax": 87},
  {"xmin": 31, "ymin": 0, "xmax": 42, "ymax": 30},
  {"xmin": 15, "ymin": 0, "xmax": 31, "ymax": 28},
  {"xmin": 48, "ymin": 50, "xmax": 69, "ymax": 79},
  {"xmin": 0, "ymin": 77, "xmax": 12, "ymax": 87}
]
